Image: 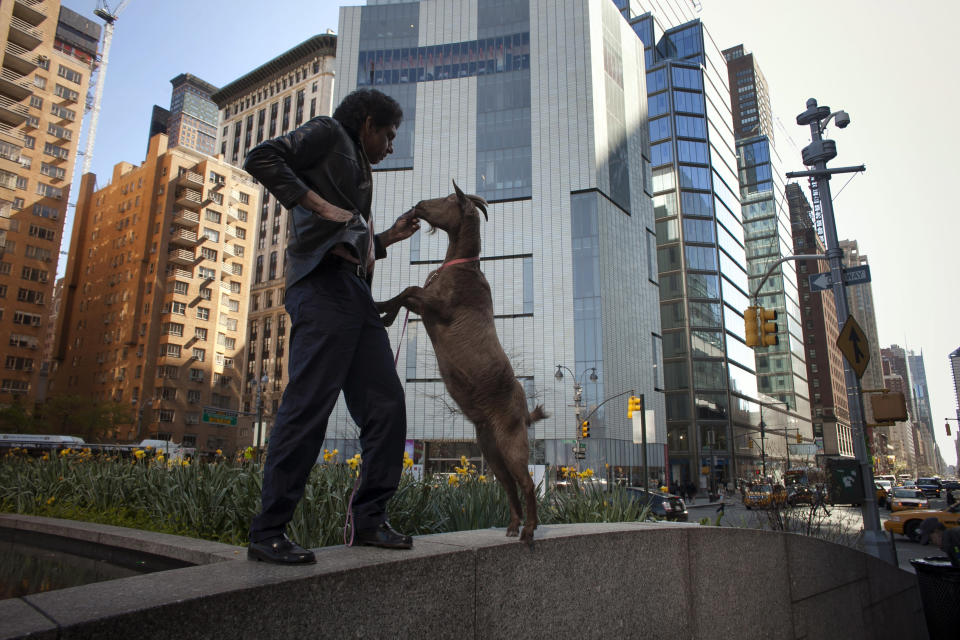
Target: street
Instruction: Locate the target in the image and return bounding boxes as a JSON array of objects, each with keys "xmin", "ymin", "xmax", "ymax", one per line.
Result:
[{"xmin": 689, "ymin": 495, "xmax": 951, "ymax": 573}]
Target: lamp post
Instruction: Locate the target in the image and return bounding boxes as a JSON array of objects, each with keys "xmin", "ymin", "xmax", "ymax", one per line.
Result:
[
  {"xmin": 787, "ymin": 98, "xmax": 893, "ymax": 564},
  {"xmin": 252, "ymin": 374, "xmax": 269, "ymax": 452},
  {"xmin": 134, "ymin": 398, "xmax": 153, "ymax": 443},
  {"xmin": 555, "ymin": 365, "xmax": 598, "ymax": 472}
]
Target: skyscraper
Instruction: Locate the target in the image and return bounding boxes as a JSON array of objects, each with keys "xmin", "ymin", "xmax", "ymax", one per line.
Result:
[
  {"xmin": 210, "ymin": 34, "xmax": 337, "ymax": 430},
  {"xmin": 788, "ymin": 183, "xmax": 851, "ymax": 459},
  {"xmin": 167, "ymin": 74, "xmax": 219, "ymax": 156},
  {"xmin": 723, "ymin": 44, "xmax": 811, "ymax": 461},
  {"xmin": 0, "ymin": 2, "xmax": 98, "ymax": 402},
  {"xmin": 333, "ymin": 0, "xmax": 665, "ymax": 479},
  {"xmin": 52, "ymin": 134, "xmax": 260, "ymax": 451}
]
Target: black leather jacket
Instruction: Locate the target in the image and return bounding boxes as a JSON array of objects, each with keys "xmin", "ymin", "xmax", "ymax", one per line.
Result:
[{"xmin": 243, "ymin": 116, "xmax": 386, "ymax": 288}]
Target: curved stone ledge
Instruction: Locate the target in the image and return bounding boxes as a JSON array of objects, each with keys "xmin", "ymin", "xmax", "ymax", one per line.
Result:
[{"xmin": 0, "ymin": 516, "xmax": 925, "ymax": 640}]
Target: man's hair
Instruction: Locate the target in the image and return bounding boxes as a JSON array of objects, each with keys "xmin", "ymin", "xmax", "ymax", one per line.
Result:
[{"xmin": 333, "ymin": 89, "xmax": 403, "ymax": 133}]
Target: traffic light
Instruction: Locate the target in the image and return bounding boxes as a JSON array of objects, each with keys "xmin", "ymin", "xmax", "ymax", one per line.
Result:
[
  {"xmin": 744, "ymin": 305, "xmax": 760, "ymax": 347},
  {"xmin": 759, "ymin": 307, "xmax": 778, "ymax": 346},
  {"xmin": 947, "ymin": 422, "xmax": 952, "ymax": 437},
  {"xmin": 796, "ymin": 432, "xmax": 803, "ymax": 444},
  {"xmin": 581, "ymin": 420, "xmax": 590, "ymax": 438},
  {"xmin": 627, "ymin": 395, "xmax": 643, "ymax": 419},
  {"xmin": 748, "ymin": 439, "xmax": 754, "ymax": 449}
]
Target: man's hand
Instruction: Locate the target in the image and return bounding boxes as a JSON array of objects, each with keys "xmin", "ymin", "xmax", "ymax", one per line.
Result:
[
  {"xmin": 299, "ymin": 191, "xmax": 354, "ymax": 223},
  {"xmin": 380, "ymin": 209, "xmax": 421, "ymax": 247}
]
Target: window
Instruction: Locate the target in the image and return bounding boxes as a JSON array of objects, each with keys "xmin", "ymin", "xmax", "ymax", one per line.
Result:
[
  {"xmin": 203, "ymin": 228, "xmax": 220, "ymax": 242},
  {"xmin": 50, "ymin": 104, "xmax": 76, "ymax": 121},
  {"xmin": 169, "ymin": 301, "xmax": 186, "ymax": 315},
  {"xmin": 162, "ymin": 322, "xmax": 184, "ymax": 336},
  {"xmin": 172, "ymin": 281, "xmax": 189, "ymax": 295},
  {"xmin": 205, "ymin": 210, "xmax": 222, "ymax": 223},
  {"xmin": 195, "ymin": 327, "xmax": 208, "ymax": 341},
  {"xmin": 189, "ymin": 368, "xmax": 204, "ymax": 382},
  {"xmin": 209, "ymin": 192, "xmax": 224, "ymax": 205},
  {"xmin": 57, "ymin": 65, "xmax": 83, "ymax": 84},
  {"xmin": 163, "ymin": 344, "xmax": 181, "ymax": 358},
  {"xmin": 187, "ymin": 390, "xmax": 201, "ymax": 404},
  {"xmin": 192, "ymin": 347, "xmax": 205, "ymax": 361},
  {"xmin": 43, "ymin": 143, "xmax": 69, "ymax": 160},
  {"xmin": 196, "ymin": 307, "xmax": 210, "ymax": 320},
  {"xmin": 54, "ymin": 83, "xmax": 79, "ymax": 101},
  {"xmin": 29, "ymin": 96, "xmax": 43, "ymax": 109},
  {"xmin": 238, "ymin": 191, "xmax": 250, "ymax": 204}
]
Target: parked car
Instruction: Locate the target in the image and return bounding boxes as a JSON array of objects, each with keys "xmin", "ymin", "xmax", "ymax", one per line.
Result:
[
  {"xmin": 884, "ymin": 502, "xmax": 960, "ymax": 541},
  {"xmin": 787, "ymin": 485, "xmax": 815, "ymax": 506},
  {"xmin": 624, "ymin": 488, "xmax": 688, "ymax": 521},
  {"xmin": 875, "ymin": 481, "xmax": 892, "ymax": 508},
  {"xmin": 745, "ymin": 484, "xmax": 787, "ymax": 509},
  {"xmin": 915, "ymin": 477, "xmax": 942, "ymax": 498},
  {"xmin": 887, "ymin": 487, "xmax": 928, "ymax": 512}
]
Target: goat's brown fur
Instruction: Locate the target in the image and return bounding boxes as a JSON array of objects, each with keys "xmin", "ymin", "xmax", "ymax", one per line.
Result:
[{"xmin": 377, "ymin": 181, "xmax": 547, "ymax": 544}]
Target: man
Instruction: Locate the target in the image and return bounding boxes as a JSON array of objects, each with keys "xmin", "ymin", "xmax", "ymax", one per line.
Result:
[
  {"xmin": 917, "ymin": 517, "xmax": 960, "ymax": 568},
  {"xmin": 244, "ymin": 88, "xmax": 420, "ymax": 564}
]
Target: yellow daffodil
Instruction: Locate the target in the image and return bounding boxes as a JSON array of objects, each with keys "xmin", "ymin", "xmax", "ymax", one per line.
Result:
[
  {"xmin": 156, "ymin": 455, "xmax": 165, "ymax": 463},
  {"xmin": 46, "ymin": 496, "xmax": 55, "ymax": 505},
  {"xmin": 41, "ymin": 453, "xmax": 49, "ymax": 461},
  {"xmin": 134, "ymin": 449, "xmax": 146, "ymax": 460},
  {"xmin": 323, "ymin": 449, "xmax": 334, "ymax": 462},
  {"xmin": 215, "ymin": 448, "xmax": 223, "ymax": 456},
  {"xmin": 478, "ymin": 475, "xmax": 487, "ymax": 482},
  {"xmin": 244, "ymin": 446, "xmax": 254, "ymax": 460},
  {"xmin": 447, "ymin": 474, "xmax": 459, "ymax": 486},
  {"xmin": 59, "ymin": 448, "xmax": 70, "ymax": 457},
  {"xmin": 402, "ymin": 452, "xmax": 413, "ymax": 470},
  {"xmin": 347, "ymin": 453, "xmax": 362, "ymax": 471}
]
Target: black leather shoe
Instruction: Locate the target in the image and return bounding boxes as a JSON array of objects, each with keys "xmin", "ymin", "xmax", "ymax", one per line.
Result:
[
  {"xmin": 248, "ymin": 534, "xmax": 316, "ymax": 564},
  {"xmin": 354, "ymin": 522, "xmax": 413, "ymax": 549}
]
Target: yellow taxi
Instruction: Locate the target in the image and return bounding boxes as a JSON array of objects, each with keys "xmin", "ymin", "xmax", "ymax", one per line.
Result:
[
  {"xmin": 887, "ymin": 487, "xmax": 928, "ymax": 512},
  {"xmin": 884, "ymin": 502, "xmax": 960, "ymax": 541},
  {"xmin": 744, "ymin": 484, "xmax": 787, "ymax": 509}
]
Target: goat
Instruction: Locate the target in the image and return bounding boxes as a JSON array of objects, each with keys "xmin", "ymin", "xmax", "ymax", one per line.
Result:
[{"xmin": 377, "ymin": 181, "xmax": 547, "ymax": 544}]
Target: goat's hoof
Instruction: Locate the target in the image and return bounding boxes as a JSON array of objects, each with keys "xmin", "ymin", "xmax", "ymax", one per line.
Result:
[
  {"xmin": 505, "ymin": 527, "xmax": 519, "ymax": 537},
  {"xmin": 520, "ymin": 527, "xmax": 535, "ymax": 548}
]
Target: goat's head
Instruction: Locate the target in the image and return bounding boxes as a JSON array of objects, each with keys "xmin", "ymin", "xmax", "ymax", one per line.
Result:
[{"xmin": 413, "ymin": 180, "xmax": 488, "ymax": 240}]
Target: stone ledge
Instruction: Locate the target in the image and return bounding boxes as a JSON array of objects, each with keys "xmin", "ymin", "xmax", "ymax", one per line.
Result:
[{"xmin": 0, "ymin": 517, "xmax": 926, "ymax": 640}]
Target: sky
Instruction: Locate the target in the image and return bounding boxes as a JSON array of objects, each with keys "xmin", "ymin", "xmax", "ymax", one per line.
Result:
[{"xmin": 61, "ymin": 0, "xmax": 959, "ymax": 466}]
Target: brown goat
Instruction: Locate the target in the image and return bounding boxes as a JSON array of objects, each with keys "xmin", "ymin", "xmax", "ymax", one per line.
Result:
[{"xmin": 377, "ymin": 181, "xmax": 547, "ymax": 544}]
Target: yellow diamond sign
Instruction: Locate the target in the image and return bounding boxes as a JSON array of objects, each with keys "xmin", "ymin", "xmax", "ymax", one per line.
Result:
[{"xmin": 837, "ymin": 315, "xmax": 869, "ymax": 379}]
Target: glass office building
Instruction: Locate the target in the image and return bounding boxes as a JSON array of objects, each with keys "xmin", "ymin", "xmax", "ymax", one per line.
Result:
[{"xmin": 333, "ymin": 0, "xmax": 665, "ymax": 479}]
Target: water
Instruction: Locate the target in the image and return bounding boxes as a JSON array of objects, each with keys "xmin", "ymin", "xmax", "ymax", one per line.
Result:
[{"xmin": 0, "ymin": 530, "xmax": 192, "ymax": 599}]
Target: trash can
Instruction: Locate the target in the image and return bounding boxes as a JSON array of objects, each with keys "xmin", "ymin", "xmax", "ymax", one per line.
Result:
[{"xmin": 910, "ymin": 556, "xmax": 960, "ymax": 640}]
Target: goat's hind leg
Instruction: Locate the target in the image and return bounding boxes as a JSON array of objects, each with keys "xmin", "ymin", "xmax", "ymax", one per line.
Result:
[
  {"xmin": 477, "ymin": 431, "xmax": 524, "ymax": 536},
  {"xmin": 503, "ymin": 429, "xmax": 538, "ymax": 545}
]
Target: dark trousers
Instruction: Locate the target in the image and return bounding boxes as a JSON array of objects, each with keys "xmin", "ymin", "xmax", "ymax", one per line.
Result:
[{"xmin": 249, "ymin": 264, "xmax": 406, "ymax": 542}]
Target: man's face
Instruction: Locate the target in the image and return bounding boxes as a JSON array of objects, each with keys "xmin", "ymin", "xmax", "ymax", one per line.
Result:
[
  {"xmin": 930, "ymin": 529, "xmax": 943, "ymax": 548},
  {"xmin": 360, "ymin": 117, "xmax": 397, "ymax": 165}
]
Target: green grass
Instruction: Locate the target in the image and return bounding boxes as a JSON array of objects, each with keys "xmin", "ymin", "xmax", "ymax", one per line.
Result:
[{"xmin": 0, "ymin": 450, "xmax": 652, "ymax": 547}]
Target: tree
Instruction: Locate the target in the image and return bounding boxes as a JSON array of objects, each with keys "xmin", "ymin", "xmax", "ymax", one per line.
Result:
[{"xmin": 32, "ymin": 395, "xmax": 135, "ymax": 443}]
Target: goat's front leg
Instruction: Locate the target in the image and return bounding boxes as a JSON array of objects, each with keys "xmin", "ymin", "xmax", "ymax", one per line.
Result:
[{"xmin": 376, "ymin": 286, "xmax": 428, "ymax": 327}]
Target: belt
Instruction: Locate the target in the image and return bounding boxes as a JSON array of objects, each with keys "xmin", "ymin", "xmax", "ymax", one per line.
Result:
[{"xmin": 321, "ymin": 255, "xmax": 366, "ymax": 279}]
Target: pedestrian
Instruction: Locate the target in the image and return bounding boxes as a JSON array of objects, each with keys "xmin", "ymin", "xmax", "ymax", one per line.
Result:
[
  {"xmin": 244, "ymin": 88, "xmax": 421, "ymax": 564},
  {"xmin": 686, "ymin": 480, "xmax": 697, "ymax": 504},
  {"xmin": 917, "ymin": 517, "xmax": 960, "ymax": 568},
  {"xmin": 669, "ymin": 481, "xmax": 680, "ymax": 496}
]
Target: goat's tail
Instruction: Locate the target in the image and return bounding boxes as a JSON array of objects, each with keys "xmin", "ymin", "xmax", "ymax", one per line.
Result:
[{"xmin": 528, "ymin": 405, "xmax": 549, "ymax": 425}]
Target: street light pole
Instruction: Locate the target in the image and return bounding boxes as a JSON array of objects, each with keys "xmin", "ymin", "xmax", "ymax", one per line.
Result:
[
  {"xmin": 788, "ymin": 98, "xmax": 894, "ymax": 565},
  {"xmin": 555, "ymin": 365, "xmax": 598, "ymax": 474},
  {"xmin": 255, "ymin": 374, "xmax": 269, "ymax": 452},
  {"xmin": 134, "ymin": 398, "xmax": 152, "ymax": 443}
]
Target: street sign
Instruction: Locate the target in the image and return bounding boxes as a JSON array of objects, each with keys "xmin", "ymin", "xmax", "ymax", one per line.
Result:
[
  {"xmin": 809, "ymin": 265, "xmax": 871, "ymax": 292},
  {"xmin": 837, "ymin": 315, "xmax": 870, "ymax": 379},
  {"xmin": 842, "ymin": 265, "xmax": 871, "ymax": 285},
  {"xmin": 808, "ymin": 272, "xmax": 833, "ymax": 292},
  {"xmin": 202, "ymin": 407, "xmax": 238, "ymax": 426}
]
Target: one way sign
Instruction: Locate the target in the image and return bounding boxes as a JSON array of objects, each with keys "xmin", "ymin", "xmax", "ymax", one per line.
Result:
[
  {"xmin": 808, "ymin": 265, "xmax": 871, "ymax": 292},
  {"xmin": 837, "ymin": 315, "xmax": 870, "ymax": 379}
]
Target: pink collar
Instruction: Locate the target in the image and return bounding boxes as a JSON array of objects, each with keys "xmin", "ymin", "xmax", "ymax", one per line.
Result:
[{"xmin": 425, "ymin": 256, "xmax": 479, "ymax": 287}]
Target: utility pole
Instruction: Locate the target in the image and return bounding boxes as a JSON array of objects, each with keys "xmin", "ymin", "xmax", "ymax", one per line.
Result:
[{"xmin": 787, "ymin": 98, "xmax": 894, "ymax": 565}]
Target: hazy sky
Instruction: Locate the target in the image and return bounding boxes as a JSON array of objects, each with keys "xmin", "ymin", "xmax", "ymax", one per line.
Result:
[{"xmin": 64, "ymin": 0, "xmax": 959, "ymax": 466}]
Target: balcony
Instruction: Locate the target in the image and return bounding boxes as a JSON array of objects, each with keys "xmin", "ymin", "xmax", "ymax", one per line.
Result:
[
  {"xmin": 169, "ymin": 227, "xmax": 199, "ymax": 247},
  {"xmin": 167, "ymin": 248, "xmax": 195, "ymax": 267},
  {"xmin": 173, "ymin": 208, "xmax": 199, "ymax": 227},
  {"xmin": 7, "ymin": 16, "xmax": 43, "ymax": 51},
  {"xmin": 226, "ymin": 206, "xmax": 241, "ymax": 222},
  {"xmin": 0, "ymin": 96, "xmax": 28, "ymax": 127},
  {"xmin": 174, "ymin": 188, "xmax": 202, "ymax": 211},
  {"xmin": 0, "ymin": 68, "xmax": 33, "ymax": 101},
  {"xmin": 218, "ymin": 280, "xmax": 233, "ymax": 293},
  {"xmin": 0, "ymin": 124, "xmax": 26, "ymax": 146},
  {"xmin": 12, "ymin": 0, "xmax": 47, "ymax": 26},
  {"xmin": 4, "ymin": 42, "xmax": 39, "ymax": 76},
  {"xmin": 166, "ymin": 267, "xmax": 193, "ymax": 282},
  {"xmin": 176, "ymin": 170, "xmax": 203, "ymax": 188}
]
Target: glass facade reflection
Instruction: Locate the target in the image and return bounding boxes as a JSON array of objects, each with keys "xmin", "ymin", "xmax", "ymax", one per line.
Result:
[{"xmin": 628, "ymin": 8, "xmax": 763, "ymax": 492}]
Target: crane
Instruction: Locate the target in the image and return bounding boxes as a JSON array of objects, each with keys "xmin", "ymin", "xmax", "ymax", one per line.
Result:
[{"xmin": 81, "ymin": 0, "xmax": 132, "ymax": 175}]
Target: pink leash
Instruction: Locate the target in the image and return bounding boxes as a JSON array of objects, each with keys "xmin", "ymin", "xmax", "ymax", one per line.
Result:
[{"xmin": 343, "ymin": 256, "xmax": 476, "ymax": 546}]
